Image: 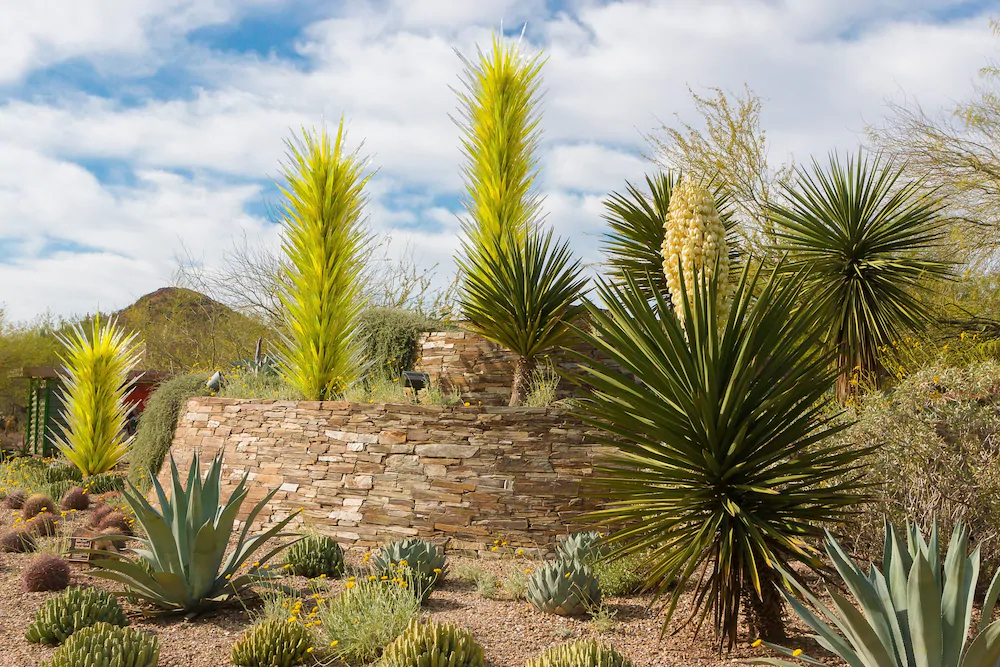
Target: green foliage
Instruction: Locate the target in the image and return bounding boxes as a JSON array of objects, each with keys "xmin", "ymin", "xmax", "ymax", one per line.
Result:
[
  {"xmin": 22, "ymin": 553, "xmax": 70, "ymax": 592},
  {"xmin": 26, "ymin": 586, "xmax": 128, "ymax": 645},
  {"xmin": 127, "ymin": 373, "xmax": 210, "ymax": 490},
  {"xmin": 768, "ymin": 150, "xmax": 953, "ymax": 396},
  {"xmin": 526, "ymin": 559, "xmax": 602, "ymax": 617},
  {"xmin": 84, "ymin": 471, "xmax": 126, "ymax": 495},
  {"xmin": 44, "ymin": 464, "xmax": 83, "ymax": 484},
  {"xmin": 88, "ymin": 450, "xmax": 300, "ymax": 614},
  {"xmin": 570, "ymin": 263, "xmax": 867, "ymax": 646},
  {"xmin": 315, "ymin": 575, "xmax": 421, "ymax": 664},
  {"xmin": 524, "ymin": 360, "xmax": 560, "ymax": 408},
  {"xmin": 371, "ymin": 538, "xmax": 447, "ymax": 601},
  {"xmin": 273, "ymin": 122, "xmax": 372, "ymax": 401},
  {"xmin": 526, "ymin": 638, "xmax": 633, "ymax": 667},
  {"xmin": 44, "ymin": 622, "xmax": 159, "ymax": 667},
  {"xmin": 556, "ymin": 532, "xmax": 607, "ymax": 563},
  {"xmin": 358, "ymin": 308, "xmax": 440, "ymax": 380},
  {"xmin": 282, "ymin": 532, "xmax": 345, "ymax": 578},
  {"xmin": 601, "ymin": 171, "xmax": 738, "ymax": 304},
  {"xmin": 458, "ymin": 227, "xmax": 588, "ymax": 406},
  {"xmin": 593, "ymin": 552, "xmax": 648, "ymax": 598},
  {"xmin": 753, "ymin": 521, "xmax": 1000, "ymax": 667},
  {"xmin": 0, "ymin": 312, "xmax": 64, "ymax": 417},
  {"xmin": 837, "ymin": 361, "xmax": 1000, "ymax": 577},
  {"xmin": 54, "ymin": 315, "xmax": 143, "ymax": 476},
  {"xmin": 379, "ymin": 619, "xmax": 485, "ymax": 667},
  {"xmin": 215, "ymin": 366, "xmax": 301, "ymax": 401},
  {"xmin": 454, "ymin": 34, "xmax": 587, "ymax": 407},
  {"xmin": 231, "ymin": 619, "xmax": 314, "ymax": 667},
  {"xmin": 41, "ymin": 481, "xmax": 74, "ymax": 504}
]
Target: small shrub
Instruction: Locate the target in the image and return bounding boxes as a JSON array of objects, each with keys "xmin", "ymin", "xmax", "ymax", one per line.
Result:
[
  {"xmin": 379, "ymin": 619, "xmax": 485, "ymax": 667},
  {"xmin": 22, "ymin": 553, "xmax": 71, "ymax": 592},
  {"xmin": 61, "ymin": 486, "xmax": 89, "ymax": 511},
  {"xmin": 357, "ymin": 308, "xmax": 441, "ymax": 379},
  {"xmin": 524, "ymin": 360, "xmax": 560, "ymax": 408},
  {"xmin": 216, "ymin": 366, "xmax": 302, "ymax": 401},
  {"xmin": 45, "ymin": 622, "xmax": 159, "ymax": 667},
  {"xmin": 231, "ymin": 619, "xmax": 314, "ymax": 667},
  {"xmin": 1, "ymin": 489, "xmax": 26, "ymax": 509},
  {"xmin": 526, "ymin": 638, "xmax": 632, "ymax": 667},
  {"xmin": 283, "ymin": 532, "xmax": 345, "ymax": 578},
  {"xmin": 1, "ymin": 527, "xmax": 36, "ymax": 552},
  {"xmin": 22, "ymin": 493, "xmax": 55, "ymax": 519},
  {"xmin": 97, "ymin": 511, "xmax": 133, "ymax": 536},
  {"xmin": 26, "ymin": 512, "xmax": 59, "ymax": 537},
  {"xmin": 26, "ymin": 586, "xmax": 129, "ymax": 645},
  {"xmin": 499, "ymin": 566, "xmax": 530, "ymax": 601},
  {"xmin": 451, "ymin": 563, "xmax": 499, "ymax": 598},
  {"xmin": 315, "ymin": 576, "xmax": 421, "ymax": 664},
  {"xmin": 593, "ymin": 552, "xmax": 647, "ymax": 597}
]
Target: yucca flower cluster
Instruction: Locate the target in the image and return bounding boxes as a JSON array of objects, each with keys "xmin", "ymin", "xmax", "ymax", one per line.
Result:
[{"xmin": 661, "ymin": 175, "xmax": 732, "ymax": 322}]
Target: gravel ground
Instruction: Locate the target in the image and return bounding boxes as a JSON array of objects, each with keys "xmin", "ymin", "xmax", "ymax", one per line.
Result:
[{"xmin": 0, "ymin": 502, "xmax": 830, "ymax": 667}]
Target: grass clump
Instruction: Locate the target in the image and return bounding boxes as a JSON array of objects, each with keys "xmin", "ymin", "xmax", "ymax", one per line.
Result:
[
  {"xmin": 127, "ymin": 373, "xmax": 209, "ymax": 490},
  {"xmin": 314, "ymin": 576, "xmax": 420, "ymax": 664},
  {"xmin": 215, "ymin": 366, "xmax": 303, "ymax": 401}
]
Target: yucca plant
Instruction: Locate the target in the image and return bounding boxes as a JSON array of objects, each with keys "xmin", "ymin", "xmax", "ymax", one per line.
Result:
[
  {"xmin": 54, "ymin": 315, "xmax": 142, "ymax": 476},
  {"xmin": 601, "ymin": 171, "xmax": 738, "ymax": 304},
  {"xmin": 87, "ymin": 450, "xmax": 300, "ymax": 616},
  {"xmin": 273, "ymin": 121, "xmax": 372, "ymax": 400},
  {"xmin": 752, "ymin": 520, "xmax": 1000, "ymax": 666},
  {"xmin": 454, "ymin": 32, "xmax": 587, "ymax": 406},
  {"xmin": 569, "ymin": 261, "xmax": 869, "ymax": 647},
  {"xmin": 768, "ymin": 150, "xmax": 953, "ymax": 400}
]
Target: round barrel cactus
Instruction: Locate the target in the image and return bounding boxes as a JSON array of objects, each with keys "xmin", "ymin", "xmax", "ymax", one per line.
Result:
[
  {"xmin": 526, "ymin": 638, "xmax": 632, "ymax": 667},
  {"xmin": 527, "ymin": 559, "xmax": 601, "ymax": 616},
  {"xmin": 379, "ymin": 619, "xmax": 485, "ymax": 667}
]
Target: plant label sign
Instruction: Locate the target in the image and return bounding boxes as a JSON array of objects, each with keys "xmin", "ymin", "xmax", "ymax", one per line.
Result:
[{"xmin": 66, "ymin": 537, "xmax": 93, "ymax": 563}]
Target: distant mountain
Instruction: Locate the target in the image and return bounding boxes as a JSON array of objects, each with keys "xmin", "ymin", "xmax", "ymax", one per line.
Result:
[{"xmin": 115, "ymin": 287, "xmax": 270, "ymax": 373}]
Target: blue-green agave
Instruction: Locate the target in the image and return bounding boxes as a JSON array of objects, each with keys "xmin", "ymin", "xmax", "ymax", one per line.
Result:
[
  {"xmin": 753, "ymin": 520, "xmax": 1000, "ymax": 666},
  {"xmin": 87, "ymin": 450, "xmax": 300, "ymax": 615}
]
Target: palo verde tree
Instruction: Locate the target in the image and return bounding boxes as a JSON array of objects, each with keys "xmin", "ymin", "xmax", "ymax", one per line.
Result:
[
  {"xmin": 454, "ymin": 31, "xmax": 587, "ymax": 406},
  {"xmin": 273, "ymin": 121, "xmax": 373, "ymax": 401}
]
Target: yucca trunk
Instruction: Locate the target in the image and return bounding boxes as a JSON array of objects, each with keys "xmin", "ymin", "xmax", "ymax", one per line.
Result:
[
  {"xmin": 510, "ymin": 356, "xmax": 536, "ymax": 407},
  {"xmin": 743, "ymin": 567, "xmax": 786, "ymax": 642}
]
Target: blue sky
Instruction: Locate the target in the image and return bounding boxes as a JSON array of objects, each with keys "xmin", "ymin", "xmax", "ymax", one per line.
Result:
[{"xmin": 0, "ymin": 0, "xmax": 998, "ymax": 320}]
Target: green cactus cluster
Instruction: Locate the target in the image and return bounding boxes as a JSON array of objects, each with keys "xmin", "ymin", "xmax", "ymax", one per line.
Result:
[
  {"xmin": 231, "ymin": 619, "xmax": 314, "ymax": 667},
  {"xmin": 526, "ymin": 559, "xmax": 602, "ymax": 616},
  {"xmin": 526, "ymin": 639, "xmax": 632, "ymax": 667},
  {"xmin": 83, "ymin": 471, "xmax": 126, "ymax": 494},
  {"xmin": 44, "ymin": 464, "xmax": 83, "ymax": 484},
  {"xmin": 44, "ymin": 622, "xmax": 159, "ymax": 667},
  {"xmin": 282, "ymin": 532, "xmax": 345, "ymax": 578},
  {"xmin": 555, "ymin": 532, "xmax": 607, "ymax": 563},
  {"xmin": 26, "ymin": 586, "xmax": 129, "ymax": 645},
  {"xmin": 379, "ymin": 619, "xmax": 485, "ymax": 667}
]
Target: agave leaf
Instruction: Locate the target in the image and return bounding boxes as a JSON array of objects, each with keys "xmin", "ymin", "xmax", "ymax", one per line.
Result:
[
  {"xmin": 941, "ymin": 532, "xmax": 977, "ymax": 665},
  {"xmin": 826, "ymin": 590, "xmax": 897, "ymax": 667},
  {"xmin": 979, "ymin": 567, "xmax": 1000, "ymax": 635},
  {"xmin": 869, "ymin": 566, "xmax": 913, "ymax": 667},
  {"xmin": 908, "ymin": 555, "xmax": 943, "ymax": 667},
  {"xmin": 961, "ymin": 619, "xmax": 1000, "ymax": 667}
]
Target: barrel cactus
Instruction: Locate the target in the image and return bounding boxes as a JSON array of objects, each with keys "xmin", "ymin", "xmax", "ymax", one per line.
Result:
[
  {"xmin": 379, "ymin": 619, "xmax": 485, "ymax": 667},
  {"xmin": 26, "ymin": 586, "xmax": 129, "ymax": 645},
  {"xmin": 60, "ymin": 486, "xmax": 90, "ymax": 511},
  {"xmin": 44, "ymin": 622, "xmax": 159, "ymax": 667},
  {"xmin": 231, "ymin": 619, "xmax": 314, "ymax": 667},
  {"xmin": 526, "ymin": 559, "xmax": 602, "ymax": 616},
  {"xmin": 526, "ymin": 638, "xmax": 633, "ymax": 667},
  {"xmin": 2, "ymin": 489, "xmax": 26, "ymax": 509},
  {"xmin": 662, "ymin": 175, "xmax": 732, "ymax": 320},
  {"xmin": 282, "ymin": 532, "xmax": 345, "ymax": 578},
  {"xmin": 556, "ymin": 532, "xmax": 607, "ymax": 563},
  {"xmin": 1, "ymin": 526, "xmax": 36, "ymax": 552},
  {"xmin": 22, "ymin": 553, "xmax": 71, "ymax": 592},
  {"xmin": 22, "ymin": 493, "xmax": 55, "ymax": 519}
]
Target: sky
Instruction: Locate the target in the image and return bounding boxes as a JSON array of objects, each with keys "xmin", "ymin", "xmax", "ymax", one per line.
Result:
[{"xmin": 0, "ymin": 0, "xmax": 998, "ymax": 321}]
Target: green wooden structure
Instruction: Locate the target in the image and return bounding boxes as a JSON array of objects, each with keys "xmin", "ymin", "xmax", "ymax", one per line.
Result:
[{"xmin": 25, "ymin": 375, "xmax": 65, "ymax": 457}]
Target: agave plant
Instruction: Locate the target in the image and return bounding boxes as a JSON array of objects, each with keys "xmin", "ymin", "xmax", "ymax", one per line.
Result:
[
  {"xmin": 768, "ymin": 150, "xmax": 953, "ymax": 399},
  {"xmin": 601, "ymin": 171, "xmax": 738, "ymax": 305},
  {"xmin": 454, "ymin": 33, "xmax": 588, "ymax": 406},
  {"xmin": 570, "ymin": 261, "xmax": 868, "ymax": 646},
  {"xmin": 88, "ymin": 450, "xmax": 299, "ymax": 615},
  {"xmin": 55, "ymin": 315, "xmax": 143, "ymax": 476},
  {"xmin": 753, "ymin": 520, "xmax": 1000, "ymax": 666},
  {"xmin": 273, "ymin": 121, "xmax": 372, "ymax": 400}
]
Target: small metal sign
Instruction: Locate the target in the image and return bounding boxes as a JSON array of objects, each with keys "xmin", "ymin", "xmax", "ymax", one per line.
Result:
[{"xmin": 65, "ymin": 537, "xmax": 93, "ymax": 563}]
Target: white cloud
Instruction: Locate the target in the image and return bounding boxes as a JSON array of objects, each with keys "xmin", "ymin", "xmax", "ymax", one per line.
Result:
[{"xmin": 0, "ymin": 0, "xmax": 997, "ymax": 320}]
